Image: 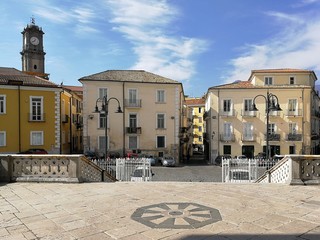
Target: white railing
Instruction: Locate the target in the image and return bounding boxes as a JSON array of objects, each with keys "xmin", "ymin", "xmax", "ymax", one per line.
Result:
[
  {"xmin": 222, "ymin": 158, "xmax": 258, "ymax": 183},
  {"xmin": 91, "ymin": 157, "xmax": 152, "ymax": 182}
]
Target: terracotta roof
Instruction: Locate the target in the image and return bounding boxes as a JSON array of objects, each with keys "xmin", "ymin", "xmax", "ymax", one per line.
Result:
[
  {"xmin": 209, "ymin": 81, "xmax": 255, "ymax": 89},
  {"xmin": 63, "ymin": 85, "xmax": 83, "ymax": 92},
  {"xmin": 79, "ymin": 70, "xmax": 180, "ymax": 84},
  {"xmin": 185, "ymin": 98, "xmax": 205, "ymax": 105},
  {"xmin": 0, "ymin": 67, "xmax": 58, "ymax": 88}
]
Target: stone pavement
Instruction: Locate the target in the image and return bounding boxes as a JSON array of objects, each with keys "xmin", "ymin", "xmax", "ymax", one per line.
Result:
[{"xmin": 0, "ymin": 182, "xmax": 319, "ymax": 240}]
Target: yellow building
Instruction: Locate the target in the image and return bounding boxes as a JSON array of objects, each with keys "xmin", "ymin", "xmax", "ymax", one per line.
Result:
[
  {"xmin": 205, "ymin": 69, "xmax": 320, "ymax": 163},
  {"xmin": 0, "ymin": 67, "xmax": 61, "ymax": 153},
  {"xmin": 185, "ymin": 97, "xmax": 205, "ymax": 153},
  {"xmin": 79, "ymin": 70, "xmax": 186, "ymax": 162},
  {"xmin": 60, "ymin": 86, "xmax": 83, "ymax": 154}
]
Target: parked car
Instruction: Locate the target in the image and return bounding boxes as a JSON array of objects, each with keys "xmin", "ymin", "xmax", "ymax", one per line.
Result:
[
  {"xmin": 84, "ymin": 150, "xmax": 104, "ymax": 160},
  {"xmin": 161, "ymin": 156, "xmax": 175, "ymax": 167},
  {"xmin": 215, "ymin": 155, "xmax": 232, "ymax": 166},
  {"xmin": 138, "ymin": 154, "xmax": 157, "ymax": 166},
  {"xmin": 126, "ymin": 152, "xmax": 139, "ymax": 158},
  {"xmin": 18, "ymin": 148, "xmax": 48, "ymax": 154},
  {"xmin": 130, "ymin": 166, "xmax": 154, "ymax": 182},
  {"xmin": 254, "ymin": 152, "xmax": 266, "ymax": 159}
]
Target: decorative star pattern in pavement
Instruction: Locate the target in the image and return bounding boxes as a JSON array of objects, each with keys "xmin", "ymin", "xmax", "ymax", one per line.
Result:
[{"xmin": 131, "ymin": 202, "xmax": 222, "ymax": 229}]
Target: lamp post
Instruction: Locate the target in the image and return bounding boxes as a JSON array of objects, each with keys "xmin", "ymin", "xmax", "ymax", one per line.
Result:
[
  {"xmin": 251, "ymin": 90, "xmax": 282, "ymax": 160},
  {"xmin": 94, "ymin": 97, "xmax": 123, "ymax": 161}
]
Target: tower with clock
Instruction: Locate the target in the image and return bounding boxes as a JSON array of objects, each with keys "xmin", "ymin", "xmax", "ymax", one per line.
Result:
[{"xmin": 20, "ymin": 17, "xmax": 48, "ymax": 79}]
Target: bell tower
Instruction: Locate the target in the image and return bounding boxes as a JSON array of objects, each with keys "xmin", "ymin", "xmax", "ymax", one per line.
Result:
[{"xmin": 20, "ymin": 17, "xmax": 48, "ymax": 79}]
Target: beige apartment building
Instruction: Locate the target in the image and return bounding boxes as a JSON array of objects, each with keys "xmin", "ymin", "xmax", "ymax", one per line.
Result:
[
  {"xmin": 205, "ymin": 69, "xmax": 320, "ymax": 163},
  {"xmin": 79, "ymin": 70, "xmax": 187, "ymax": 161}
]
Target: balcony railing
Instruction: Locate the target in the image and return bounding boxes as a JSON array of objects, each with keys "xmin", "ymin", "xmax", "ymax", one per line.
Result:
[
  {"xmin": 62, "ymin": 114, "xmax": 69, "ymax": 123},
  {"xmin": 287, "ymin": 133, "xmax": 302, "ymax": 141},
  {"xmin": 28, "ymin": 113, "xmax": 46, "ymax": 122},
  {"xmin": 264, "ymin": 133, "xmax": 280, "ymax": 141},
  {"xmin": 242, "ymin": 134, "xmax": 256, "ymax": 142},
  {"xmin": 220, "ymin": 109, "xmax": 236, "ymax": 117},
  {"xmin": 220, "ymin": 134, "xmax": 235, "ymax": 142},
  {"xmin": 285, "ymin": 109, "xmax": 302, "ymax": 117},
  {"xmin": 241, "ymin": 110, "xmax": 256, "ymax": 117},
  {"xmin": 126, "ymin": 127, "xmax": 142, "ymax": 134},
  {"xmin": 124, "ymin": 99, "xmax": 142, "ymax": 108}
]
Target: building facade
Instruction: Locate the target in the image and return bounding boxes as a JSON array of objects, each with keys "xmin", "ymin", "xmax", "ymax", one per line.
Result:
[
  {"xmin": 79, "ymin": 70, "xmax": 186, "ymax": 161},
  {"xmin": 185, "ymin": 97, "xmax": 205, "ymax": 153},
  {"xmin": 0, "ymin": 67, "xmax": 61, "ymax": 153},
  {"xmin": 205, "ymin": 69, "xmax": 320, "ymax": 163}
]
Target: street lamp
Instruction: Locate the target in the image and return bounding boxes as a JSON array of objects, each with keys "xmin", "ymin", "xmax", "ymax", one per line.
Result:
[
  {"xmin": 94, "ymin": 96, "xmax": 123, "ymax": 160},
  {"xmin": 251, "ymin": 90, "xmax": 282, "ymax": 160}
]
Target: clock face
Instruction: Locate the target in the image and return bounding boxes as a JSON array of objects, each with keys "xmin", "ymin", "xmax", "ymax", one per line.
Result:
[{"xmin": 30, "ymin": 36, "xmax": 39, "ymax": 45}]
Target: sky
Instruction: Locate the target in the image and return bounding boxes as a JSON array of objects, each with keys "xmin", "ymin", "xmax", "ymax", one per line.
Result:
[{"xmin": 1, "ymin": 0, "xmax": 320, "ymax": 97}]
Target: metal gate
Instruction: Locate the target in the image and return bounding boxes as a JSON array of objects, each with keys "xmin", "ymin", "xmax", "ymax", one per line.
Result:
[{"xmin": 222, "ymin": 158, "xmax": 258, "ymax": 183}]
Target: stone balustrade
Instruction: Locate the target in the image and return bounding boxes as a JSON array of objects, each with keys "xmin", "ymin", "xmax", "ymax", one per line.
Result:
[
  {"xmin": 0, "ymin": 154, "xmax": 115, "ymax": 183},
  {"xmin": 256, "ymin": 155, "xmax": 320, "ymax": 185}
]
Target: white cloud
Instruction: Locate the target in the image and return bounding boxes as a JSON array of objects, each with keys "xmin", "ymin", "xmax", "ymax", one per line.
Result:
[
  {"xmin": 105, "ymin": 0, "xmax": 208, "ymax": 82},
  {"xmin": 226, "ymin": 12, "xmax": 320, "ymax": 82}
]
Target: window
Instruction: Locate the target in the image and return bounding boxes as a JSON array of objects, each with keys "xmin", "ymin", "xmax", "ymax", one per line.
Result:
[
  {"xmin": 268, "ymin": 123, "xmax": 276, "ymax": 134},
  {"xmin": 198, "ymin": 136, "xmax": 202, "ymax": 142},
  {"xmin": 157, "ymin": 113, "xmax": 165, "ymax": 129},
  {"xmin": 156, "ymin": 90, "xmax": 165, "ymax": 103},
  {"xmin": 223, "ymin": 122, "xmax": 232, "ymax": 140},
  {"xmin": 199, "ymin": 117, "xmax": 203, "ymax": 123},
  {"xmin": 157, "ymin": 136, "xmax": 165, "ymax": 148},
  {"xmin": 223, "ymin": 99, "xmax": 231, "ymax": 112},
  {"xmin": 289, "ymin": 123, "xmax": 297, "ymax": 134},
  {"xmin": 223, "ymin": 145, "xmax": 231, "ymax": 155},
  {"xmin": 0, "ymin": 95, "xmax": 6, "ymax": 114},
  {"xmin": 244, "ymin": 99, "xmax": 253, "ymax": 111},
  {"xmin": 30, "ymin": 96, "xmax": 43, "ymax": 121},
  {"xmin": 99, "ymin": 88, "xmax": 108, "ymax": 98},
  {"xmin": 129, "ymin": 89, "xmax": 137, "ymax": 104},
  {"xmin": 265, "ymin": 77, "xmax": 273, "ymax": 85},
  {"xmin": 288, "ymin": 99, "xmax": 297, "ymax": 112},
  {"xmin": 31, "ymin": 131, "xmax": 44, "ymax": 145},
  {"xmin": 0, "ymin": 131, "xmax": 6, "ymax": 146},
  {"xmin": 99, "ymin": 113, "xmax": 106, "ymax": 128},
  {"xmin": 99, "ymin": 136, "xmax": 108, "ymax": 152},
  {"xmin": 289, "ymin": 76, "xmax": 295, "ymax": 85},
  {"xmin": 129, "ymin": 136, "xmax": 138, "ymax": 149},
  {"xmin": 129, "ymin": 114, "xmax": 137, "ymax": 128},
  {"xmin": 198, "ymin": 107, "xmax": 202, "ymax": 113},
  {"xmin": 243, "ymin": 123, "xmax": 253, "ymax": 140},
  {"xmin": 198, "ymin": 126, "xmax": 202, "ymax": 132}
]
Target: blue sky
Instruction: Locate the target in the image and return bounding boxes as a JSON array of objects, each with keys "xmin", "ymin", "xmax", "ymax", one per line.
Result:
[{"xmin": 1, "ymin": 0, "xmax": 320, "ymax": 97}]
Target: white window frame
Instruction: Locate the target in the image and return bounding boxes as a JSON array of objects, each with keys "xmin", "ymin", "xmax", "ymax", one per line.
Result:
[
  {"xmin": 0, "ymin": 95, "xmax": 6, "ymax": 114},
  {"xmin": 129, "ymin": 113, "xmax": 138, "ymax": 128},
  {"xmin": 30, "ymin": 131, "xmax": 44, "ymax": 146},
  {"xmin": 99, "ymin": 88, "xmax": 108, "ymax": 98},
  {"xmin": 0, "ymin": 131, "xmax": 6, "ymax": 146},
  {"xmin": 288, "ymin": 99, "xmax": 297, "ymax": 114},
  {"xmin": 264, "ymin": 76, "xmax": 273, "ymax": 85},
  {"xmin": 243, "ymin": 123, "xmax": 254, "ymax": 140},
  {"xmin": 223, "ymin": 122, "xmax": 233, "ymax": 140},
  {"xmin": 156, "ymin": 136, "xmax": 166, "ymax": 148},
  {"xmin": 157, "ymin": 113, "xmax": 166, "ymax": 129},
  {"xmin": 289, "ymin": 123, "xmax": 297, "ymax": 134},
  {"xmin": 30, "ymin": 96, "xmax": 43, "ymax": 121},
  {"xmin": 156, "ymin": 90, "xmax": 166, "ymax": 103},
  {"xmin": 128, "ymin": 89, "xmax": 138, "ymax": 104}
]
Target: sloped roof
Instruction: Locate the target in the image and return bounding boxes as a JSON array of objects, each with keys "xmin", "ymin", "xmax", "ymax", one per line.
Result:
[
  {"xmin": 185, "ymin": 98, "xmax": 205, "ymax": 106},
  {"xmin": 209, "ymin": 81, "xmax": 254, "ymax": 89},
  {"xmin": 249, "ymin": 68, "xmax": 317, "ymax": 80},
  {"xmin": 0, "ymin": 67, "xmax": 58, "ymax": 88},
  {"xmin": 63, "ymin": 85, "xmax": 83, "ymax": 92},
  {"xmin": 79, "ymin": 70, "xmax": 180, "ymax": 84}
]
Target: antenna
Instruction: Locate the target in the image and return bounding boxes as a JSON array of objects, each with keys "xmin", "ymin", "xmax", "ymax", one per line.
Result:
[{"xmin": 31, "ymin": 16, "xmax": 35, "ymax": 25}]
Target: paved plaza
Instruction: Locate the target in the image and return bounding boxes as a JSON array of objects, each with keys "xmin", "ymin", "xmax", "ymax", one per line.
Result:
[{"xmin": 0, "ymin": 182, "xmax": 319, "ymax": 239}]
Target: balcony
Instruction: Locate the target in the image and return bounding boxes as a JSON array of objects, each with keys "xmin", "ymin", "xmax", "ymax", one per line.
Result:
[
  {"xmin": 242, "ymin": 134, "xmax": 256, "ymax": 142},
  {"xmin": 220, "ymin": 109, "xmax": 236, "ymax": 117},
  {"xmin": 285, "ymin": 109, "xmax": 302, "ymax": 117},
  {"xmin": 62, "ymin": 114, "xmax": 69, "ymax": 123},
  {"xmin": 241, "ymin": 110, "xmax": 256, "ymax": 117},
  {"xmin": 264, "ymin": 133, "xmax": 280, "ymax": 141},
  {"xmin": 203, "ymin": 110, "xmax": 211, "ymax": 120},
  {"xmin": 287, "ymin": 133, "xmax": 302, "ymax": 141},
  {"xmin": 28, "ymin": 113, "xmax": 46, "ymax": 122},
  {"xmin": 219, "ymin": 134, "xmax": 235, "ymax": 142},
  {"xmin": 126, "ymin": 127, "xmax": 142, "ymax": 134},
  {"xmin": 269, "ymin": 111, "xmax": 281, "ymax": 117},
  {"xmin": 124, "ymin": 99, "xmax": 142, "ymax": 108}
]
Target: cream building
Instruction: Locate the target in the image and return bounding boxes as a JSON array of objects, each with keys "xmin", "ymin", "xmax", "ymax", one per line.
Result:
[
  {"xmin": 205, "ymin": 69, "xmax": 320, "ymax": 163},
  {"xmin": 79, "ymin": 70, "xmax": 186, "ymax": 161}
]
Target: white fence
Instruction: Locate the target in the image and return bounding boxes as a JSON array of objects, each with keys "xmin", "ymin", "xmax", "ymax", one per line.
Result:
[
  {"xmin": 222, "ymin": 159, "xmax": 258, "ymax": 183},
  {"xmin": 91, "ymin": 158, "xmax": 152, "ymax": 182}
]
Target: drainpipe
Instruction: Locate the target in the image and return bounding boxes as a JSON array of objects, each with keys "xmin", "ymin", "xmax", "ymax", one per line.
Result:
[
  {"xmin": 70, "ymin": 96, "xmax": 73, "ymax": 153},
  {"xmin": 18, "ymin": 85, "xmax": 21, "ymax": 152},
  {"xmin": 122, "ymin": 82, "xmax": 125, "ymax": 157}
]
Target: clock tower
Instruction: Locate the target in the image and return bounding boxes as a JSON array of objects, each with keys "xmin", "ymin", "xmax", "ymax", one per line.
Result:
[{"xmin": 20, "ymin": 17, "xmax": 48, "ymax": 79}]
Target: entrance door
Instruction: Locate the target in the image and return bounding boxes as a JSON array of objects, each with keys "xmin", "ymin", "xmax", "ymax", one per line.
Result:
[{"xmin": 242, "ymin": 145, "xmax": 254, "ymax": 158}]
